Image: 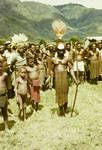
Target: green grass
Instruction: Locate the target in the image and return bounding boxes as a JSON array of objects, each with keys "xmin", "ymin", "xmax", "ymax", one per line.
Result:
[{"xmin": 0, "ymin": 82, "xmax": 102, "ymax": 150}]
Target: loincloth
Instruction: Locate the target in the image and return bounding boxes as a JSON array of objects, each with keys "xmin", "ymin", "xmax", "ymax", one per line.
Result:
[{"xmin": 73, "ymin": 61, "xmax": 85, "ymax": 72}]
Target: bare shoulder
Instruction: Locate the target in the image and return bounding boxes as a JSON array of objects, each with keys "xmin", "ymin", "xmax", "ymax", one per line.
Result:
[
  {"xmin": 52, "ymin": 56, "xmax": 56, "ymax": 63},
  {"xmin": 26, "ymin": 66, "xmax": 30, "ymax": 72},
  {"xmin": 4, "ymin": 72, "xmax": 8, "ymax": 77},
  {"xmin": 63, "ymin": 56, "xmax": 69, "ymax": 62}
]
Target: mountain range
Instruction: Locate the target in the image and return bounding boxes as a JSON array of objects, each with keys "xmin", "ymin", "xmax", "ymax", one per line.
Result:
[{"xmin": 0, "ymin": 0, "xmax": 102, "ymax": 41}]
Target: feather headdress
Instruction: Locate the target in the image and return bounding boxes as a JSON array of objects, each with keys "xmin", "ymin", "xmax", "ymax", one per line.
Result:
[
  {"xmin": 52, "ymin": 20, "xmax": 67, "ymax": 39},
  {"xmin": 11, "ymin": 33, "xmax": 28, "ymax": 47}
]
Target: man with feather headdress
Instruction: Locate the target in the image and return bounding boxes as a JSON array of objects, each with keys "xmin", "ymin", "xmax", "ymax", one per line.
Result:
[
  {"xmin": 10, "ymin": 33, "xmax": 28, "ymax": 69},
  {"xmin": 51, "ymin": 20, "xmax": 78, "ymax": 116},
  {"xmin": 8, "ymin": 33, "xmax": 28, "ymax": 94}
]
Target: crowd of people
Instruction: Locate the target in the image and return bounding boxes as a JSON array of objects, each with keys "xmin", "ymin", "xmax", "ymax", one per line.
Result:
[{"xmin": 0, "ymin": 38, "xmax": 102, "ymax": 130}]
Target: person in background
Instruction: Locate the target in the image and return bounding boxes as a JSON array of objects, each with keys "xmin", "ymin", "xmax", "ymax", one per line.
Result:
[
  {"xmin": 0, "ymin": 61, "xmax": 9, "ymax": 130},
  {"xmin": 72, "ymin": 42, "xmax": 85, "ymax": 82},
  {"xmin": 97, "ymin": 42, "xmax": 102, "ymax": 80},
  {"xmin": 88, "ymin": 43, "xmax": 99, "ymax": 84}
]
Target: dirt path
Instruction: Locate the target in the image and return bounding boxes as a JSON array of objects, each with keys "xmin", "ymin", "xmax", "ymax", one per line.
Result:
[{"xmin": 0, "ymin": 82, "xmax": 102, "ymax": 150}]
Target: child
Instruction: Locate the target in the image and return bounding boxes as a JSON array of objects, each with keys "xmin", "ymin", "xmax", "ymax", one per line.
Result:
[
  {"xmin": 26, "ymin": 57, "xmax": 40, "ymax": 111},
  {"xmin": 0, "ymin": 62, "xmax": 8, "ymax": 130},
  {"xmin": 15, "ymin": 67, "xmax": 29, "ymax": 120}
]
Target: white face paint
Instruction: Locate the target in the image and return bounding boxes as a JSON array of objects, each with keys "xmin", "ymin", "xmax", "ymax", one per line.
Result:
[{"xmin": 57, "ymin": 43, "xmax": 65, "ymax": 50}]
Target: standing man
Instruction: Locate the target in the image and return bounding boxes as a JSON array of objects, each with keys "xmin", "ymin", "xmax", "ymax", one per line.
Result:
[
  {"xmin": 51, "ymin": 41, "xmax": 78, "ymax": 116},
  {"xmin": 51, "ymin": 20, "xmax": 78, "ymax": 116},
  {"xmin": 88, "ymin": 43, "xmax": 99, "ymax": 84},
  {"xmin": 73, "ymin": 42, "xmax": 85, "ymax": 82},
  {"xmin": 97, "ymin": 42, "xmax": 102, "ymax": 80}
]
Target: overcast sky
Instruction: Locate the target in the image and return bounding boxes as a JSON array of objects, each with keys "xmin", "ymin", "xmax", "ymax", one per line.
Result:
[{"xmin": 21, "ymin": 0, "xmax": 102, "ymax": 9}]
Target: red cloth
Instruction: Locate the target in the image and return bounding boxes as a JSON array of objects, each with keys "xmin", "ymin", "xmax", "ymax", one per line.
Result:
[
  {"xmin": 30, "ymin": 79, "xmax": 40, "ymax": 103},
  {"xmin": 32, "ymin": 79, "xmax": 40, "ymax": 86}
]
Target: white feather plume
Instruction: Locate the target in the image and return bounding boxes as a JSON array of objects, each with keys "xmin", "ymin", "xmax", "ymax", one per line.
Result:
[
  {"xmin": 52, "ymin": 20, "xmax": 67, "ymax": 39},
  {"xmin": 11, "ymin": 33, "xmax": 28, "ymax": 47}
]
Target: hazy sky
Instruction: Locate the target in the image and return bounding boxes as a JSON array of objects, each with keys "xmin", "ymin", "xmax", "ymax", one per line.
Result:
[{"xmin": 21, "ymin": 0, "xmax": 102, "ymax": 9}]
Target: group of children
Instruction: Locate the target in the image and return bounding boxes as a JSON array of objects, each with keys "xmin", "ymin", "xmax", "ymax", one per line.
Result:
[{"xmin": 0, "ymin": 56, "xmax": 41, "ymax": 130}]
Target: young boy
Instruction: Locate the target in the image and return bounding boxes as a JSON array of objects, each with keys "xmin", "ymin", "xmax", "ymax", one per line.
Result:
[
  {"xmin": 15, "ymin": 67, "xmax": 29, "ymax": 120},
  {"xmin": 26, "ymin": 57, "xmax": 40, "ymax": 111},
  {"xmin": 0, "ymin": 62, "xmax": 8, "ymax": 130}
]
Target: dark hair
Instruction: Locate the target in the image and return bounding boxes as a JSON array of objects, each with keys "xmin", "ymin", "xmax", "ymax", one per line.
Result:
[
  {"xmin": 29, "ymin": 43, "xmax": 35, "ymax": 48},
  {"xmin": 19, "ymin": 66, "xmax": 27, "ymax": 73},
  {"xmin": 66, "ymin": 42, "xmax": 71, "ymax": 46}
]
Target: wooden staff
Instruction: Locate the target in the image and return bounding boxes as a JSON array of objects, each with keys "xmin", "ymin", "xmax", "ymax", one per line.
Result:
[{"xmin": 71, "ymin": 83, "xmax": 79, "ymax": 117}]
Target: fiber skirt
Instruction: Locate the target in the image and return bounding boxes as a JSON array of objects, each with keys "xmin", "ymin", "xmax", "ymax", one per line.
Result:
[{"xmin": 55, "ymin": 71, "xmax": 68, "ymax": 106}]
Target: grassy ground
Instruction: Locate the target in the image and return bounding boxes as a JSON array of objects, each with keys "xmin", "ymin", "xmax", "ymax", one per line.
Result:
[{"xmin": 0, "ymin": 82, "xmax": 102, "ymax": 150}]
